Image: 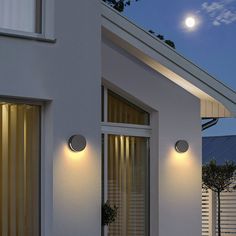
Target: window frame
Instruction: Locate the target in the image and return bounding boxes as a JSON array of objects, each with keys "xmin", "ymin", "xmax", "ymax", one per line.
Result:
[
  {"xmin": 0, "ymin": 0, "xmax": 55, "ymax": 42},
  {"xmin": 101, "ymin": 86, "xmax": 151, "ymax": 236}
]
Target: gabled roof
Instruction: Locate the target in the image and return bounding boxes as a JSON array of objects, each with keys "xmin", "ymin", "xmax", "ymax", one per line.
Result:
[
  {"xmin": 203, "ymin": 135, "xmax": 236, "ymax": 164},
  {"xmin": 101, "ymin": 3, "xmax": 236, "ymax": 118}
]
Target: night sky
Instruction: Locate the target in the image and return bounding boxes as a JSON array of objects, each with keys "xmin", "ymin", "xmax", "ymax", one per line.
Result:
[{"xmin": 123, "ymin": 0, "xmax": 236, "ymax": 137}]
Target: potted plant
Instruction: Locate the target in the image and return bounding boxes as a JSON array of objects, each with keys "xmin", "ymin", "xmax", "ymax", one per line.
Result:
[{"xmin": 102, "ymin": 201, "xmax": 118, "ymax": 226}]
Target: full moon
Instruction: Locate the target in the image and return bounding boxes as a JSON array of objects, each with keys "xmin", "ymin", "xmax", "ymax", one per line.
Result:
[{"xmin": 185, "ymin": 16, "xmax": 196, "ymax": 28}]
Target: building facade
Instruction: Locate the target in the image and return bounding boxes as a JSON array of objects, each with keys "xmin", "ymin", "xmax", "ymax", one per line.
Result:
[{"xmin": 0, "ymin": 1, "xmax": 235, "ymax": 236}]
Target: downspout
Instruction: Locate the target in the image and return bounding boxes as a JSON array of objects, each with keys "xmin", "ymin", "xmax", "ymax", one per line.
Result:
[{"xmin": 202, "ymin": 118, "xmax": 219, "ymax": 131}]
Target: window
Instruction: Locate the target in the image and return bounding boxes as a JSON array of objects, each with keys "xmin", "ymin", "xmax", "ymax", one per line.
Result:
[
  {"xmin": 102, "ymin": 88, "xmax": 150, "ymax": 236},
  {"xmin": 107, "ymin": 90, "xmax": 149, "ymax": 125},
  {"xmin": 0, "ymin": 102, "xmax": 40, "ymax": 235},
  {"xmin": 0, "ymin": 0, "xmax": 42, "ymax": 33}
]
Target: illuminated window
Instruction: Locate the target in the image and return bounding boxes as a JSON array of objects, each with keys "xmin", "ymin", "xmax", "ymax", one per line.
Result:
[
  {"xmin": 0, "ymin": 0, "xmax": 42, "ymax": 33},
  {"xmin": 107, "ymin": 90, "xmax": 149, "ymax": 125},
  {"xmin": 102, "ymin": 88, "xmax": 150, "ymax": 236},
  {"xmin": 0, "ymin": 102, "xmax": 40, "ymax": 235}
]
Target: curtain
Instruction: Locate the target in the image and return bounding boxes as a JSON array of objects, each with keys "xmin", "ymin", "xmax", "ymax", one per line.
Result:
[
  {"xmin": 0, "ymin": 103, "xmax": 40, "ymax": 236},
  {"xmin": 108, "ymin": 91, "xmax": 149, "ymax": 125},
  {"xmin": 0, "ymin": 0, "xmax": 40, "ymax": 33},
  {"xmin": 107, "ymin": 135, "xmax": 149, "ymax": 236}
]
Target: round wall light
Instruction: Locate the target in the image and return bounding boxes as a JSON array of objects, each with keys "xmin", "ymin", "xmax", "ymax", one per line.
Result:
[
  {"xmin": 175, "ymin": 140, "xmax": 189, "ymax": 153},
  {"xmin": 68, "ymin": 135, "xmax": 86, "ymax": 152}
]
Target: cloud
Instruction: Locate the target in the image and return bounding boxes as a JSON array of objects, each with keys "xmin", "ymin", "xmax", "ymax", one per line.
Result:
[
  {"xmin": 202, "ymin": 2, "xmax": 224, "ymax": 14},
  {"xmin": 201, "ymin": 0, "xmax": 236, "ymax": 25}
]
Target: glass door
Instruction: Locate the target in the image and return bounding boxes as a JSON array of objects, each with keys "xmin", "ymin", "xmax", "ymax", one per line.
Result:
[
  {"xmin": 103, "ymin": 134, "xmax": 149, "ymax": 236},
  {"xmin": 102, "ymin": 87, "xmax": 151, "ymax": 236}
]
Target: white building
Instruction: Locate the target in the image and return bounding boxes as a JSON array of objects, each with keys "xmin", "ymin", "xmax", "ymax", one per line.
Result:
[{"xmin": 0, "ymin": 1, "xmax": 235, "ymax": 236}]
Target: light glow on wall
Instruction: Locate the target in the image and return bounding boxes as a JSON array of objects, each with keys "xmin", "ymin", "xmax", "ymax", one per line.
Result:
[
  {"xmin": 63, "ymin": 142, "xmax": 88, "ymax": 161},
  {"xmin": 169, "ymin": 146, "xmax": 193, "ymax": 164},
  {"xmin": 161, "ymin": 146, "xmax": 201, "ymax": 200},
  {"xmin": 54, "ymin": 141, "xmax": 101, "ymax": 227}
]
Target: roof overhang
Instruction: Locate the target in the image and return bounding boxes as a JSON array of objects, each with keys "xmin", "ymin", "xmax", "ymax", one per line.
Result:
[{"xmin": 101, "ymin": 3, "xmax": 236, "ymax": 118}]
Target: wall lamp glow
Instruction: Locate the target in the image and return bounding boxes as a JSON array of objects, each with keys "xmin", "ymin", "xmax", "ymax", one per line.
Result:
[
  {"xmin": 175, "ymin": 140, "xmax": 189, "ymax": 153},
  {"xmin": 68, "ymin": 135, "xmax": 86, "ymax": 152}
]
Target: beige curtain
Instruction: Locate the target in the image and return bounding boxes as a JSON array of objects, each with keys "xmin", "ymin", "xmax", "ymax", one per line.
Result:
[
  {"xmin": 0, "ymin": 103, "xmax": 40, "ymax": 236},
  {"xmin": 108, "ymin": 91, "xmax": 149, "ymax": 125},
  {"xmin": 107, "ymin": 135, "xmax": 149, "ymax": 236}
]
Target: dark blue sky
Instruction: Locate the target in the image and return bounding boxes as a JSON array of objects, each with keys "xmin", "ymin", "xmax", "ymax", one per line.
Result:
[{"xmin": 123, "ymin": 0, "xmax": 236, "ymax": 136}]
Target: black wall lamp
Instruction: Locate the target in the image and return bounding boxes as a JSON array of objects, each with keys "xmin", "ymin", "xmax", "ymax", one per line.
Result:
[
  {"xmin": 175, "ymin": 140, "xmax": 189, "ymax": 153},
  {"xmin": 68, "ymin": 135, "xmax": 86, "ymax": 152}
]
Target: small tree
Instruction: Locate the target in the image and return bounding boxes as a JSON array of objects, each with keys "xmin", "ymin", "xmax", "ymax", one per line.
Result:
[{"xmin": 202, "ymin": 160, "xmax": 236, "ymax": 236}]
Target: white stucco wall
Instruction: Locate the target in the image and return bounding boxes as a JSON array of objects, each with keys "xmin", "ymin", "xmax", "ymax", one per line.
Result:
[
  {"xmin": 102, "ymin": 38, "xmax": 202, "ymax": 236},
  {"xmin": 0, "ymin": 1, "xmax": 101, "ymax": 236}
]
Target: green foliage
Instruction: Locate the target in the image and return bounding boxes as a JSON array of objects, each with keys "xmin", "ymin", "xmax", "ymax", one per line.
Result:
[
  {"xmin": 202, "ymin": 160, "xmax": 236, "ymax": 193},
  {"xmin": 102, "ymin": 0, "xmax": 139, "ymax": 12},
  {"xmin": 164, "ymin": 40, "xmax": 175, "ymax": 49},
  {"xmin": 102, "ymin": 1, "xmax": 176, "ymax": 49},
  {"xmin": 148, "ymin": 30, "xmax": 176, "ymax": 49},
  {"xmin": 148, "ymin": 30, "xmax": 155, "ymax": 34},
  {"xmin": 102, "ymin": 201, "xmax": 118, "ymax": 226},
  {"xmin": 157, "ymin": 34, "xmax": 164, "ymax": 40}
]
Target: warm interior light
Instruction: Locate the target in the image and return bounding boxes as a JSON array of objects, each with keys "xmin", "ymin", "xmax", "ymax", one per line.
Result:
[{"xmin": 68, "ymin": 135, "xmax": 86, "ymax": 152}]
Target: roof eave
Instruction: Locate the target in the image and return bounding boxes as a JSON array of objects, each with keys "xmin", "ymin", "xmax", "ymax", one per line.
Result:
[{"xmin": 101, "ymin": 3, "xmax": 236, "ymax": 117}]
